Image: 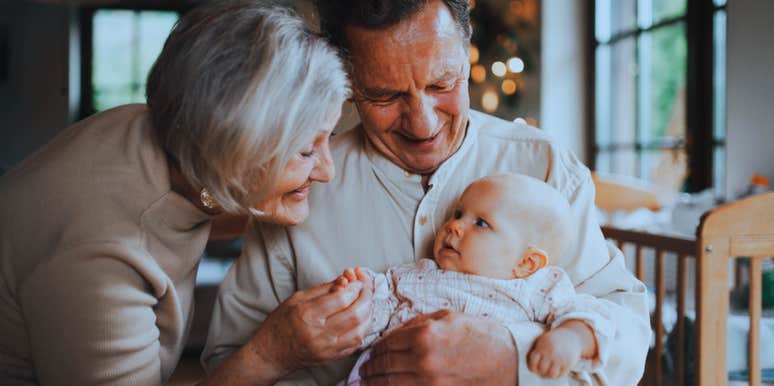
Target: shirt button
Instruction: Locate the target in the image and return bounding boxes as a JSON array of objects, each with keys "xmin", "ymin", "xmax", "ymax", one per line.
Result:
[
  {"xmin": 419, "ymin": 215, "xmax": 427, "ymax": 225},
  {"xmin": 404, "ymin": 171, "xmax": 412, "ymax": 178}
]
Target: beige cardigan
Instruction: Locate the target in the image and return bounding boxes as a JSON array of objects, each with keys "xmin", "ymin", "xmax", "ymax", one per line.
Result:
[{"xmin": 0, "ymin": 104, "xmax": 212, "ymax": 385}]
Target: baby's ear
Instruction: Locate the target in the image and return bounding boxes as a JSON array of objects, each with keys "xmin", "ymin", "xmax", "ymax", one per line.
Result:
[{"xmin": 511, "ymin": 247, "xmax": 548, "ymax": 278}]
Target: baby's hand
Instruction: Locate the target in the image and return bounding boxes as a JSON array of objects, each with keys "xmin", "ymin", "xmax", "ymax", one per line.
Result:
[
  {"xmin": 331, "ymin": 267, "xmax": 368, "ymax": 292},
  {"xmin": 527, "ymin": 327, "xmax": 584, "ymax": 378}
]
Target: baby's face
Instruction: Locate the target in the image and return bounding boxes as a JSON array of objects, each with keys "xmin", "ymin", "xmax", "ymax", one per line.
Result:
[{"xmin": 433, "ymin": 179, "xmax": 528, "ymax": 279}]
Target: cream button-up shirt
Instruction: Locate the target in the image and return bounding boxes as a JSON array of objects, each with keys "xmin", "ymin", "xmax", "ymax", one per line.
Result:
[{"xmin": 202, "ymin": 110, "xmax": 650, "ymax": 385}]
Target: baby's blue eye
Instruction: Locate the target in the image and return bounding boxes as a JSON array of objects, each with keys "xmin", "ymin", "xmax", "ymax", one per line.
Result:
[
  {"xmin": 453, "ymin": 210, "xmax": 462, "ymax": 219},
  {"xmin": 475, "ymin": 218, "xmax": 489, "ymax": 228}
]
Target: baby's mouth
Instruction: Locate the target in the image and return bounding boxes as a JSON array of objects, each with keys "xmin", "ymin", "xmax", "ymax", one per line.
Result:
[{"xmin": 441, "ymin": 237, "xmax": 458, "ymax": 254}]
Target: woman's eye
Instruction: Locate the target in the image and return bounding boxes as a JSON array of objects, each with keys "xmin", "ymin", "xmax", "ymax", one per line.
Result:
[
  {"xmin": 453, "ymin": 210, "xmax": 462, "ymax": 219},
  {"xmin": 475, "ymin": 218, "xmax": 489, "ymax": 228}
]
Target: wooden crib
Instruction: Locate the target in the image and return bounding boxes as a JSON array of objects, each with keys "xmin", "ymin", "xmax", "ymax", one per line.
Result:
[{"xmin": 600, "ymin": 191, "xmax": 774, "ymax": 386}]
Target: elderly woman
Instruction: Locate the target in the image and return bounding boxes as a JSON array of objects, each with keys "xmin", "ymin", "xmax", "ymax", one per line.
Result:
[{"xmin": 0, "ymin": 1, "xmax": 365, "ymax": 385}]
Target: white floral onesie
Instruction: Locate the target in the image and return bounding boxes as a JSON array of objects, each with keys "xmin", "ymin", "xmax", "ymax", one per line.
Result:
[{"xmin": 340, "ymin": 258, "xmax": 615, "ymax": 385}]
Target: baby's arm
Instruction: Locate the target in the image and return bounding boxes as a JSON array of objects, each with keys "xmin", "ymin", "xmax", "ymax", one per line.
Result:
[
  {"xmin": 526, "ymin": 268, "xmax": 614, "ymax": 379},
  {"xmin": 527, "ymin": 319, "xmax": 597, "ymax": 378}
]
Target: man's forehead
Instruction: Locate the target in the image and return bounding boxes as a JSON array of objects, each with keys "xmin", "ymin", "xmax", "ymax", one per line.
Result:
[{"xmin": 353, "ymin": 57, "xmax": 464, "ymax": 88}]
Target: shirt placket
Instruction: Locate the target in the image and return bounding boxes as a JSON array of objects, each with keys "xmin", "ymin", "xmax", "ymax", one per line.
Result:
[
  {"xmin": 411, "ymin": 120, "xmax": 476, "ymax": 261},
  {"xmin": 413, "ymin": 183, "xmax": 440, "ymax": 260}
]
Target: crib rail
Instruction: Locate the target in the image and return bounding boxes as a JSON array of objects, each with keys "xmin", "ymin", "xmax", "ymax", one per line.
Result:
[
  {"xmin": 601, "ymin": 190, "xmax": 774, "ymax": 386},
  {"xmin": 601, "ymin": 226, "xmax": 695, "ymax": 386}
]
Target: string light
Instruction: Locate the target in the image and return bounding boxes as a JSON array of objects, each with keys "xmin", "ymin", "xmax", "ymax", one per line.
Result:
[
  {"xmin": 482, "ymin": 89, "xmax": 499, "ymax": 112},
  {"xmin": 507, "ymin": 57, "xmax": 525, "ymax": 73},
  {"xmin": 501, "ymin": 79, "xmax": 517, "ymax": 95},
  {"xmin": 469, "ymin": 45, "xmax": 480, "ymax": 64},
  {"xmin": 491, "ymin": 61, "xmax": 506, "ymax": 77},
  {"xmin": 471, "ymin": 64, "xmax": 486, "ymax": 83}
]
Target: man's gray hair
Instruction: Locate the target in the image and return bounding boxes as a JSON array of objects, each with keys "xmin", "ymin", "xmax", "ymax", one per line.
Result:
[
  {"xmin": 315, "ymin": 0, "xmax": 471, "ymax": 58},
  {"xmin": 147, "ymin": 0, "xmax": 349, "ymax": 213}
]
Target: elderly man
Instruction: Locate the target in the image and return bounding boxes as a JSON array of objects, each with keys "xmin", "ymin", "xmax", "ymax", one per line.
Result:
[{"xmin": 202, "ymin": 1, "xmax": 650, "ymax": 385}]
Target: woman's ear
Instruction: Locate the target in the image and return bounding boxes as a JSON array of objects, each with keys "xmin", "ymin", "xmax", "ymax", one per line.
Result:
[{"xmin": 511, "ymin": 247, "xmax": 548, "ymax": 278}]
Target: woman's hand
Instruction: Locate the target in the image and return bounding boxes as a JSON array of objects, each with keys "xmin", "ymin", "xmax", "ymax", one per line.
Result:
[
  {"xmin": 359, "ymin": 310, "xmax": 518, "ymax": 386},
  {"xmin": 256, "ymin": 275, "xmax": 374, "ymax": 373},
  {"xmin": 202, "ymin": 275, "xmax": 374, "ymax": 386}
]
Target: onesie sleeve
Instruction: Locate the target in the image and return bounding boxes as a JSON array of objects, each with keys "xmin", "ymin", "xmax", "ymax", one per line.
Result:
[
  {"xmin": 360, "ymin": 267, "xmax": 399, "ymax": 348},
  {"xmin": 537, "ymin": 267, "xmax": 616, "ymax": 374}
]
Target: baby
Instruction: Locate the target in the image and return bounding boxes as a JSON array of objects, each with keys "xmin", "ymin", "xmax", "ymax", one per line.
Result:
[{"xmin": 334, "ymin": 173, "xmax": 614, "ymax": 384}]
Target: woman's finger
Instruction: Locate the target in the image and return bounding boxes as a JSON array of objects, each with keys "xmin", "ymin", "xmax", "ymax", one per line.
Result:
[
  {"xmin": 290, "ymin": 281, "xmax": 337, "ymax": 303},
  {"xmin": 302, "ymin": 280, "xmax": 363, "ymax": 319},
  {"xmin": 326, "ymin": 280, "xmax": 373, "ymax": 327}
]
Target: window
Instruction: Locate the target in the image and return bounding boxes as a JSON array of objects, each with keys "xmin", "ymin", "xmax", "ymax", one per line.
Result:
[
  {"xmin": 591, "ymin": 0, "xmax": 726, "ymax": 195},
  {"xmin": 80, "ymin": 6, "xmax": 184, "ymax": 117}
]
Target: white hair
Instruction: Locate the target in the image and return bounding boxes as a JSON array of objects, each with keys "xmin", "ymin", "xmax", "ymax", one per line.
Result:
[{"xmin": 146, "ymin": 1, "xmax": 350, "ymax": 212}]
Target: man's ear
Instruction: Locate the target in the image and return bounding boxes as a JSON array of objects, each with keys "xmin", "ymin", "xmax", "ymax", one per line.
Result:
[{"xmin": 511, "ymin": 247, "xmax": 548, "ymax": 278}]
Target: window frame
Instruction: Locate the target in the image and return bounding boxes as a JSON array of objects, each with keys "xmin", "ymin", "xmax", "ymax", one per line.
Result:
[
  {"xmin": 78, "ymin": 1, "xmax": 192, "ymax": 120},
  {"xmin": 586, "ymin": 0, "xmax": 727, "ymax": 193}
]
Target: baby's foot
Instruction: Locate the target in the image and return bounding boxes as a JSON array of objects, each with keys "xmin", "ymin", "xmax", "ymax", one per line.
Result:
[{"xmin": 527, "ymin": 328, "xmax": 583, "ymax": 378}]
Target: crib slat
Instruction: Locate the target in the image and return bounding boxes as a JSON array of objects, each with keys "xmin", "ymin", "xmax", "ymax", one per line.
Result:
[
  {"xmin": 749, "ymin": 258, "xmax": 762, "ymax": 386},
  {"xmin": 636, "ymin": 245, "xmax": 645, "ymax": 386},
  {"xmin": 677, "ymin": 254, "xmax": 688, "ymax": 386},
  {"xmin": 654, "ymin": 249, "xmax": 665, "ymax": 386},
  {"xmin": 635, "ymin": 244, "xmax": 645, "ymax": 281}
]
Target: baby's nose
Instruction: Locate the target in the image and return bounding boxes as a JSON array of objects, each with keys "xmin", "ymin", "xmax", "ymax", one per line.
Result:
[{"xmin": 447, "ymin": 222, "xmax": 462, "ymax": 237}]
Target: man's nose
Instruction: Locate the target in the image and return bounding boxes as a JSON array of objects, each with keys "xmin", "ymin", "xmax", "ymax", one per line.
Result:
[{"xmin": 403, "ymin": 93, "xmax": 439, "ymax": 139}]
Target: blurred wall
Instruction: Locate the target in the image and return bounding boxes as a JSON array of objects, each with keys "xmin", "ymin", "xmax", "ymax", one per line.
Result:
[
  {"xmin": 0, "ymin": 2, "xmax": 76, "ymax": 171},
  {"xmin": 540, "ymin": 0, "xmax": 589, "ymax": 164},
  {"xmin": 725, "ymin": 0, "xmax": 774, "ymax": 198}
]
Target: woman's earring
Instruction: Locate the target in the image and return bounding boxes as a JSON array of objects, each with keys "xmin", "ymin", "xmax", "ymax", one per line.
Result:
[
  {"xmin": 249, "ymin": 207, "xmax": 268, "ymax": 218},
  {"xmin": 200, "ymin": 188, "xmax": 218, "ymax": 209}
]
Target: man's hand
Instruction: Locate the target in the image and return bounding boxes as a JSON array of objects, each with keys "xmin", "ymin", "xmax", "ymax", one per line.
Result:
[{"xmin": 360, "ymin": 310, "xmax": 518, "ymax": 386}]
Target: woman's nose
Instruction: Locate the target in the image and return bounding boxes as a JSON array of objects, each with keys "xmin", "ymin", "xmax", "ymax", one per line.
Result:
[{"xmin": 311, "ymin": 143, "xmax": 335, "ymax": 183}]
